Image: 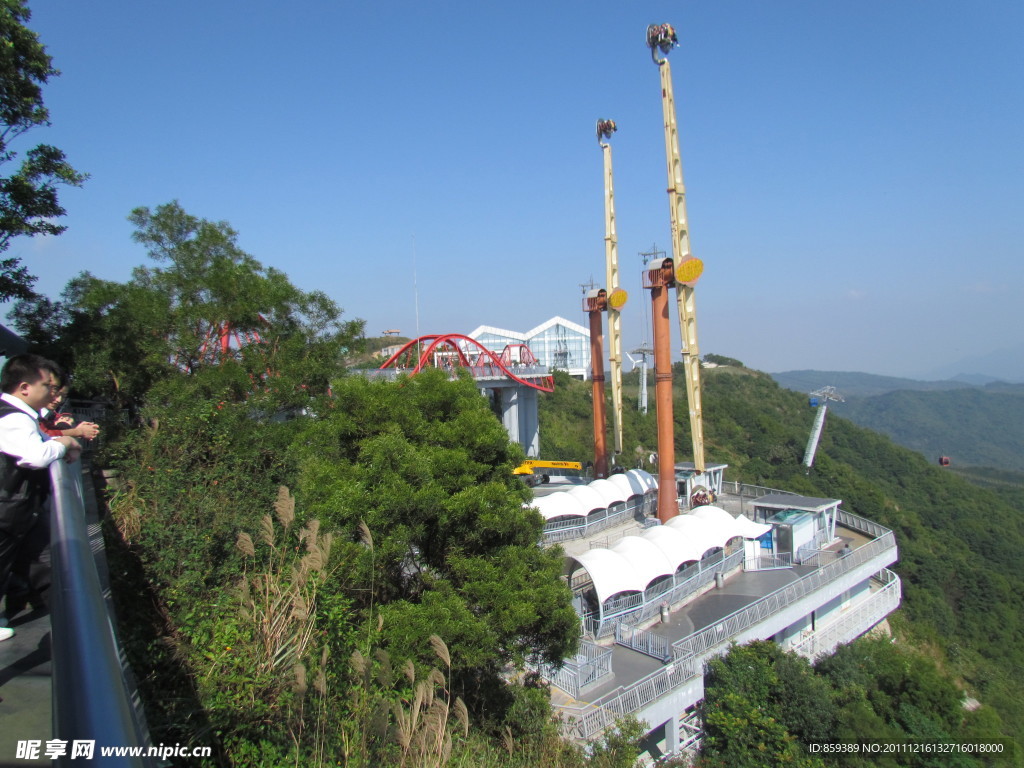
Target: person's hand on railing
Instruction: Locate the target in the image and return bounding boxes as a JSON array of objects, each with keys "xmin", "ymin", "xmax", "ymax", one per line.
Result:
[{"xmin": 54, "ymin": 435, "xmax": 82, "ymax": 464}]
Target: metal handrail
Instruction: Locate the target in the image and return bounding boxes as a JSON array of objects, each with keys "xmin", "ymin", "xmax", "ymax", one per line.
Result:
[
  {"xmin": 672, "ymin": 531, "xmax": 896, "ymax": 661},
  {"xmin": 50, "ymin": 459, "xmax": 153, "ymax": 766},
  {"xmin": 789, "ymin": 570, "xmax": 902, "ymax": 660},
  {"xmin": 560, "ymin": 530, "xmax": 898, "ymax": 737}
]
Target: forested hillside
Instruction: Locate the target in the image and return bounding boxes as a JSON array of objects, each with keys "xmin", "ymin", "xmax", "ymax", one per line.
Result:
[
  {"xmin": 772, "ymin": 371, "xmax": 1024, "ymax": 481},
  {"xmin": 539, "ymin": 365, "xmax": 1024, "ymax": 745},
  {"xmin": 837, "ymin": 387, "xmax": 1024, "ymax": 472}
]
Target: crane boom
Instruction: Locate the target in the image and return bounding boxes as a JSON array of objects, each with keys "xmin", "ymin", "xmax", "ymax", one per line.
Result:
[
  {"xmin": 598, "ymin": 119, "xmax": 626, "ymax": 456},
  {"xmin": 648, "ymin": 24, "xmax": 706, "ymax": 472}
]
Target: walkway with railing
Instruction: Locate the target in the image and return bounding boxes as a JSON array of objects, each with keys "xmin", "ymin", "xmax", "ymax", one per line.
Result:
[
  {"xmin": 546, "ymin": 640, "xmax": 614, "ymax": 699},
  {"xmin": 542, "ymin": 494, "xmax": 653, "ymax": 545},
  {"xmin": 555, "ymin": 498, "xmax": 899, "ymax": 741},
  {"xmin": 0, "ymin": 459, "xmax": 153, "ymax": 766},
  {"xmin": 790, "ymin": 569, "xmax": 901, "ymax": 660},
  {"xmin": 671, "ymin": 527, "xmax": 895, "ymax": 662}
]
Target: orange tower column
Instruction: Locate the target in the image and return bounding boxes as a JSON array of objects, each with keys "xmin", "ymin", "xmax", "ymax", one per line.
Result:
[
  {"xmin": 644, "ymin": 259, "xmax": 677, "ymax": 523},
  {"xmin": 585, "ymin": 289, "xmax": 609, "ymax": 479}
]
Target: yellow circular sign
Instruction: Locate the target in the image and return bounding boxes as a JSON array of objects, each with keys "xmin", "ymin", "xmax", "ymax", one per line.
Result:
[
  {"xmin": 608, "ymin": 288, "xmax": 628, "ymax": 310},
  {"xmin": 675, "ymin": 257, "xmax": 704, "ymax": 286}
]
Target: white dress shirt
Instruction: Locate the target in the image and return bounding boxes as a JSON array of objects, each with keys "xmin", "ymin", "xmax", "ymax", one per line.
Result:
[{"xmin": 0, "ymin": 392, "xmax": 66, "ymax": 469}]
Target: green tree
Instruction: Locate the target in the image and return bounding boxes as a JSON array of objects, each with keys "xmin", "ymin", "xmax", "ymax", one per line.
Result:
[
  {"xmin": 700, "ymin": 641, "xmax": 834, "ymax": 762},
  {"xmin": 292, "ymin": 369, "xmax": 580, "ymax": 712},
  {"xmin": 12, "ymin": 201, "xmax": 362, "ymax": 413},
  {"xmin": 0, "ymin": 0, "xmax": 87, "ymax": 299}
]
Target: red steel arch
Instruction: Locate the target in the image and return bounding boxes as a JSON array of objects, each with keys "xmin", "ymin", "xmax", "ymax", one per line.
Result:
[{"xmin": 379, "ymin": 334, "xmax": 554, "ymax": 393}]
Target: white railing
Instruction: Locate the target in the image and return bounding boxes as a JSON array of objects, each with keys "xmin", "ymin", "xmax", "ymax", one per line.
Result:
[
  {"xmin": 615, "ymin": 622, "xmax": 672, "ymax": 662},
  {"xmin": 564, "ymin": 656, "xmax": 701, "ymax": 740},
  {"xmin": 835, "ymin": 508, "xmax": 891, "ymax": 540},
  {"xmin": 789, "ymin": 570, "xmax": 901, "ymax": 660},
  {"xmin": 547, "ymin": 640, "xmax": 614, "ymax": 698},
  {"xmin": 672, "ymin": 531, "xmax": 896, "ymax": 662},
  {"xmin": 799, "ymin": 549, "xmax": 839, "ymax": 568},
  {"xmin": 720, "ymin": 481, "xmax": 798, "ymax": 500},
  {"xmin": 744, "ymin": 553, "xmax": 793, "ymax": 571}
]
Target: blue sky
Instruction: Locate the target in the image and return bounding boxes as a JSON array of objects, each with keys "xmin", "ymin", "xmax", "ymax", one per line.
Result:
[{"xmin": 9, "ymin": 0, "xmax": 1023, "ymax": 378}]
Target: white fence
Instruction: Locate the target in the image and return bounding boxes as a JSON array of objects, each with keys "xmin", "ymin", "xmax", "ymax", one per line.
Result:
[
  {"xmin": 789, "ymin": 569, "xmax": 901, "ymax": 660},
  {"xmin": 546, "ymin": 640, "xmax": 614, "ymax": 698},
  {"xmin": 560, "ymin": 528, "xmax": 898, "ymax": 740},
  {"xmin": 672, "ymin": 531, "xmax": 896, "ymax": 662}
]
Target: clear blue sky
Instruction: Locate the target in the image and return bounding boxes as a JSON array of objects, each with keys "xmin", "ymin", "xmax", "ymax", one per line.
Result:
[{"xmin": 9, "ymin": 0, "xmax": 1023, "ymax": 379}]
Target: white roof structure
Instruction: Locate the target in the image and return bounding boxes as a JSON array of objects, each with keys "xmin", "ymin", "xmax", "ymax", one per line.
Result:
[
  {"xmin": 589, "ymin": 478, "xmax": 630, "ymax": 506},
  {"xmin": 569, "ymin": 509, "xmax": 770, "ymax": 606},
  {"xmin": 609, "ymin": 470, "xmax": 657, "ymax": 497},
  {"xmin": 532, "ymin": 493, "xmax": 586, "ymax": 521},
  {"xmin": 665, "ymin": 515, "xmax": 733, "ymax": 555},
  {"xmin": 691, "ymin": 505, "xmax": 771, "ymax": 540},
  {"xmin": 610, "ymin": 536, "xmax": 675, "ymax": 593},
  {"xmin": 468, "ymin": 316, "xmax": 590, "ymax": 342},
  {"xmin": 642, "ymin": 525, "xmax": 709, "ymax": 564},
  {"xmin": 573, "ymin": 548, "xmax": 640, "ymax": 604},
  {"xmin": 469, "ymin": 316, "xmax": 592, "ymax": 378},
  {"xmin": 531, "ymin": 470, "xmax": 658, "ymax": 522},
  {"xmin": 568, "ymin": 485, "xmax": 609, "ymax": 515}
]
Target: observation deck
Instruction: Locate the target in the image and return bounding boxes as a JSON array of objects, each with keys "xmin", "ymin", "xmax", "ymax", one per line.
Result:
[{"xmin": 539, "ymin": 480, "xmax": 900, "ymax": 758}]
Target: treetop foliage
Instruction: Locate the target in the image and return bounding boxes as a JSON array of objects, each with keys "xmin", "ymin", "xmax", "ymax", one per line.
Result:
[
  {"xmin": 0, "ymin": 0, "xmax": 87, "ymax": 299},
  {"xmin": 293, "ymin": 370, "xmax": 580, "ymax": 689},
  {"xmin": 12, "ymin": 200, "xmax": 363, "ymax": 414}
]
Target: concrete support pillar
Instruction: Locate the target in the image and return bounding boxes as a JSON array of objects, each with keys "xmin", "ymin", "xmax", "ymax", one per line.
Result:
[
  {"xmin": 664, "ymin": 715, "xmax": 681, "ymax": 755},
  {"xmin": 495, "ymin": 384, "xmax": 540, "ymax": 458}
]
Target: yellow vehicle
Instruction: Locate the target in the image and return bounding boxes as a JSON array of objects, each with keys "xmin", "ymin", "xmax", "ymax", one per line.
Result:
[{"xmin": 513, "ymin": 460, "xmax": 583, "ymax": 486}]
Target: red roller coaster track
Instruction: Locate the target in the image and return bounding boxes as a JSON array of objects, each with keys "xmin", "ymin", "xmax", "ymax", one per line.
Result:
[{"xmin": 379, "ymin": 334, "xmax": 555, "ymax": 393}]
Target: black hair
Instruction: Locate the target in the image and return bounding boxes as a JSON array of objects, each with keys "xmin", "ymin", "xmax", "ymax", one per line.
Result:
[{"xmin": 0, "ymin": 354, "xmax": 61, "ymax": 394}]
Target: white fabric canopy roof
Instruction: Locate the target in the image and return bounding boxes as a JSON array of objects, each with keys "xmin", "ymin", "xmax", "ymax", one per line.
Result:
[
  {"xmin": 610, "ymin": 536, "xmax": 675, "ymax": 591},
  {"xmin": 568, "ymin": 485, "xmax": 607, "ymax": 514},
  {"xmin": 665, "ymin": 515, "xmax": 732, "ymax": 554},
  {"xmin": 531, "ymin": 493, "xmax": 586, "ymax": 521},
  {"xmin": 691, "ymin": 505, "xmax": 772, "ymax": 540},
  {"xmin": 608, "ymin": 469, "xmax": 657, "ymax": 497},
  {"xmin": 642, "ymin": 524, "xmax": 709, "ymax": 565},
  {"xmin": 589, "ymin": 478, "xmax": 629, "ymax": 506},
  {"xmin": 532, "ymin": 469, "xmax": 657, "ymax": 522},
  {"xmin": 573, "ymin": 548, "xmax": 646, "ymax": 604},
  {"xmin": 569, "ymin": 508, "xmax": 772, "ymax": 605}
]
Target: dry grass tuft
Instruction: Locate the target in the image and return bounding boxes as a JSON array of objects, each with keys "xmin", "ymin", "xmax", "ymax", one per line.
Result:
[
  {"xmin": 235, "ymin": 531, "xmax": 255, "ymax": 557},
  {"xmin": 274, "ymin": 485, "xmax": 295, "ymax": 530},
  {"xmin": 429, "ymin": 635, "xmax": 450, "ymax": 668}
]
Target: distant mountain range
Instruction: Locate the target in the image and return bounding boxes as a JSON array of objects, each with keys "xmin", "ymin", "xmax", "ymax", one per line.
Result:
[
  {"xmin": 922, "ymin": 341, "xmax": 1024, "ymax": 383},
  {"xmin": 771, "ymin": 370, "xmax": 1024, "ymax": 472}
]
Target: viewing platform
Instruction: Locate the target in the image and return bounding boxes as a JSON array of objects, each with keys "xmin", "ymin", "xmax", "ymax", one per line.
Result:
[{"xmin": 537, "ymin": 479, "xmax": 901, "ymax": 756}]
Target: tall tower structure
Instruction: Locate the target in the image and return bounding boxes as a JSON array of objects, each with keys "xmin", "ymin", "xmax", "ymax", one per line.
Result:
[{"xmin": 648, "ymin": 23, "xmax": 706, "ymax": 473}]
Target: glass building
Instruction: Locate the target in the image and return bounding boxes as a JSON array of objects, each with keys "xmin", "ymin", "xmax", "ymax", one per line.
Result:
[{"xmin": 468, "ymin": 316, "xmax": 591, "ymax": 379}]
